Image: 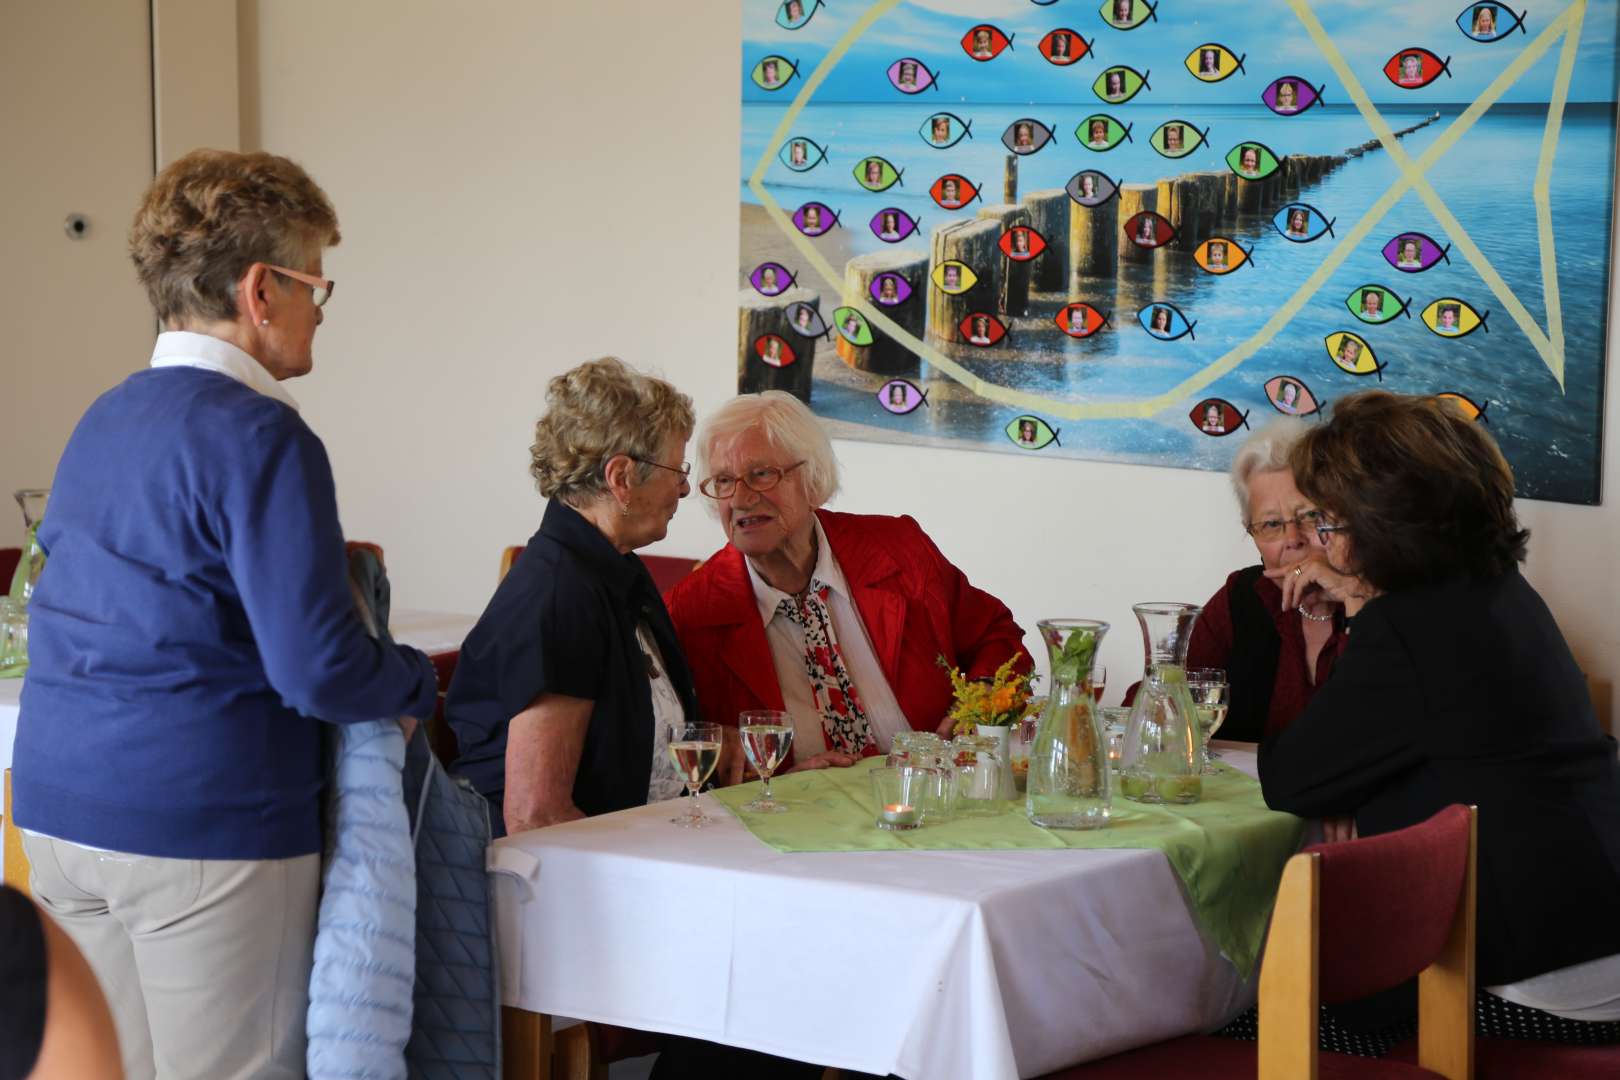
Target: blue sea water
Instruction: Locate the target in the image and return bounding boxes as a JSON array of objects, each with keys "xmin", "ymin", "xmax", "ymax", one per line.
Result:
[{"xmin": 740, "ymin": 101, "xmax": 1618, "ymax": 504}]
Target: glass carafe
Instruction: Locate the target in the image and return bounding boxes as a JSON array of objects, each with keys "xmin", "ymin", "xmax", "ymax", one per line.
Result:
[
  {"xmin": 1121, "ymin": 603, "xmax": 1203, "ymax": 804},
  {"xmin": 10, "ymin": 489, "xmax": 48, "ymax": 607},
  {"xmin": 1026, "ymin": 619, "xmax": 1111, "ymax": 829}
]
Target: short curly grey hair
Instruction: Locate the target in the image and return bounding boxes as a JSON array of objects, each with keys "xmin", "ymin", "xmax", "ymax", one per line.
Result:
[
  {"xmin": 529, "ymin": 357, "xmax": 694, "ymax": 508},
  {"xmin": 696, "ymin": 391, "xmax": 839, "ymax": 512},
  {"xmin": 1229, "ymin": 417, "xmax": 1309, "ymax": 522}
]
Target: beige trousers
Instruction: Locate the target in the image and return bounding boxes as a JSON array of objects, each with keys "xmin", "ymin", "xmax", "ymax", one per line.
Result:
[{"xmin": 22, "ymin": 833, "xmax": 319, "ymax": 1080}]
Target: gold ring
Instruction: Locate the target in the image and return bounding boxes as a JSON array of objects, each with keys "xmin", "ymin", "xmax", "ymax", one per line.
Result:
[{"xmin": 1293, "ymin": 566, "xmax": 1303, "ymax": 577}]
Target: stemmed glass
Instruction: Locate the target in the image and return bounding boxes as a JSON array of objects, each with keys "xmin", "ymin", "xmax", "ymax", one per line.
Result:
[
  {"xmin": 1090, "ymin": 665, "xmax": 1108, "ymax": 703},
  {"xmin": 668, "ymin": 721, "xmax": 724, "ymax": 827},
  {"xmin": 739, "ymin": 709, "xmax": 794, "ymax": 813},
  {"xmin": 1187, "ymin": 668, "xmax": 1230, "ymax": 774}
]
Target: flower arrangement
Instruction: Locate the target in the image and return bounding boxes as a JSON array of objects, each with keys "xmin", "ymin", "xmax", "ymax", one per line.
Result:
[{"xmin": 937, "ymin": 654, "xmax": 1037, "ymax": 736}]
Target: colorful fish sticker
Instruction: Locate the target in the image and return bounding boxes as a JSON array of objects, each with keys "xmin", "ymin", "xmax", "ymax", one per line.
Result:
[
  {"xmin": 930, "ymin": 174, "xmax": 982, "ymax": 210},
  {"xmin": 1149, "ymin": 120, "xmax": 1209, "ymax": 159},
  {"xmin": 931, "ymin": 260, "xmax": 978, "ymax": 295},
  {"xmin": 854, "ymin": 156, "xmax": 904, "ymax": 192},
  {"xmin": 1007, "ymin": 415, "xmax": 1061, "ymax": 449},
  {"xmin": 1265, "ymin": 375, "xmax": 1323, "ymax": 417},
  {"xmin": 1325, "ymin": 331, "xmax": 1385, "ymax": 380},
  {"xmin": 748, "ymin": 262, "xmax": 796, "ymax": 297},
  {"xmin": 1193, "ymin": 237, "xmax": 1253, "ymax": 275},
  {"xmin": 999, "ymin": 226, "xmax": 1048, "ymax": 262},
  {"xmin": 1038, "ymin": 29, "xmax": 1092, "ymax": 66},
  {"xmin": 1187, "ymin": 43, "xmax": 1246, "ymax": 83},
  {"xmin": 869, "ymin": 207, "xmax": 921, "ymax": 243},
  {"xmin": 1190, "ymin": 399, "xmax": 1249, "ymax": 436},
  {"xmin": 1124, "ymin": 211, "xmax": 1177, "ymax": 250},
  {"xmin": 962, "ymin": 24, "xmax": 1014, "ymax": 61},
  {"xmin": 1139, "ymin": 302, "xmax": 1197, "ymax": 341},
  {"xmin": 869, "ymin": 273, "xmax": 914, "ymax": 307},
  {"xmin": 1345, "ymin": 285, "xmax": 1412, "ymax": 325},
  {"xmin": 1457, "ymin": 4, "xmax": 1527, "ymax": 42},
  {"xmin": 888, "ymin": 57, "xmax": 939, "ymax": 94},
  {"xmin": 775, "ymin": 0, "xmax": 824, "ymax": 30},
  {"xmin": 1422, "ymin": 298, "xmax": 1490, "ymax": 337},
  {"xmin": 1101, "ymin": 0, "xmax": 1158, "ymax": 30},
  {"xmin": 1066, "ymin": 171, "xmax": 1120, "ymax": 207},
  {"xmin": 1437, "ymin": 392, "xmax": 1489, "ymax": 421},
  {"xmin": 1383, "ymin": 232, "xmax": 1451, "ymax": 273},
  {"xmin": 960, "ymin": 312, "xmax": 1009, "ymax": 347},
  {"xmin": 1385, "ymin": 48, "xmax": 1452, "ymax": 89},
  {"xmin": 751, "ymin": 56, "xmax": 800, "ymax": 92},
  {"xmin": 791, "ymin": 202, "xmax": 841, "ymax": 237},
  {"xmin": 832, "ymin": 306, "xmax": 874, "ymax": 346},
  {"xmin": 1002, "ymin": 119, "xmax": 1055, "ymax": 156},
  {"xmin": 1274, "ymin": 203, "xmax": 1336, "ymax": 243},
  {"xmin": 783, "ymin": 302, "xmax": 830, "ymax": 339},
  {"xmin": 1094, "ymin": 65, "xmax": 1151, "ymax": 104},
  {"xmin": 754, "ymin": 334, "xmax": 797, "ymax": 368},
  {"xmin": 779, "ymin": 137, "xmax": 829, "ymax": 173},
  {"xmin": 877, "ymin": 379, "xmax": 928, "ymax": 415},
  {"xmin": 1261, "ymin": 76, "xmax": 1326, "ymax": 115},
  {"xmin": 1228, "ymin": 141, "xmax": 1281, "ymax": 180},
  {"xmin": 920, "ymin": 112, "xmax": 973, "ymax": 149},
  {"xmin": 1056, "ymin": 303, "xmax": 1111, "ymax": 338},
  {"xmin": 1077, "ymin": 114, "xmax": 1133, "ymax": 152}
]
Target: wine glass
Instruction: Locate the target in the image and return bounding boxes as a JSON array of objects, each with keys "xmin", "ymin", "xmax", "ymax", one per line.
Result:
[
  {"xmin": 739, "ymin": 709, "xmax": 793, "ymax": 813},
  {"xmin": 668, "ymin": 721, "xmax": 724, "ymax": 827},
  {"xmin": 1187, "ymin": 668, "xmax": 1230, "ymax": 774},
  {"xmin": 1090, "ymin": 665, "xmax": 1108, "ymax": 704}
]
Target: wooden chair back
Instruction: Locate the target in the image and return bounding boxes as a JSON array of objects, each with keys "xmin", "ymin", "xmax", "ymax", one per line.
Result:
[{"xmin": 3, "ymin": 768, "xmax": 29, "ymax": 894}]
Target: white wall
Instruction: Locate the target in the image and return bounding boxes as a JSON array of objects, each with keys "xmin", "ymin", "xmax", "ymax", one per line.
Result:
[{"xmin": 240, "ymin": 1, "xmax": 1619, "ymax": 725}]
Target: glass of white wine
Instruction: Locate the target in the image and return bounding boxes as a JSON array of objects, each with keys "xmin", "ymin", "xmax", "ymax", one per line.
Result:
[
  {"xmin": 1187, "ymin": 668, "xmax": 1230, "ymax": 775},
  {"xmin": 668, "ymin": 721, "xmax": 724, "ymax": 827},
  {"xmin": 739, "ymin": 709, "xmax": 794, "ymax": 813}
]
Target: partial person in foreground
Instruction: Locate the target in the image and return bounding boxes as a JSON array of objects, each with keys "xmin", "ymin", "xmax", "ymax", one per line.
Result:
[
  {"xmin": 666, "ymin": 391, "xmax": 1030, "ymax": 771},
  {"xmin": 1260, "ymin": 390, "xmax": 1620, "ymax": 1044},
  {"xmin": 11, "ymin": 149, "xmax": 438, "ymax": 1080},
  {"xmin": 1, "ymin": 885, "xmax": 122, "ymax": 1080}
]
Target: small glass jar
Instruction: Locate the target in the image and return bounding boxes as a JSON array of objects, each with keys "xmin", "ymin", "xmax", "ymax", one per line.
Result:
[
  {"xmin": 870, "ymin": 765, "xmax": 929, "ymax": 830},
  {"xmin": 950, "ymin": 733, "xmax": 1008, "ymax": 816}
]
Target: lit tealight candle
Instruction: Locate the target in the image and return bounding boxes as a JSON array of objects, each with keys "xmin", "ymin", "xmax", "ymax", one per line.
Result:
[{"xmin": 879, "ymin": 802, "xmax": 920, "ymax": 830}]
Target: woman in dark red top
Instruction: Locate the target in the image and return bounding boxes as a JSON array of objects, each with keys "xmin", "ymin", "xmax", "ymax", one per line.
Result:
[{"xmin": 1186, "ymin": 419, "xmax": 1355, "ymax": 742}]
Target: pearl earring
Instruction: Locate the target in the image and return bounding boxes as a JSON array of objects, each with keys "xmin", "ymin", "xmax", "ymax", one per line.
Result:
[{"xmin": 260, "ymin": 319, "xmax": 269, "ymax": 326}]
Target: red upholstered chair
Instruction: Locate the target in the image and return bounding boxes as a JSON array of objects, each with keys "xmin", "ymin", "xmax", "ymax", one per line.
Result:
[
  {"xmin": 0, "ymin": 547, "xmax": 20, "ymax": 591},
  {"xmin": 1040, "ymin": 804, "xmax": 1478, "ymax": 1080},
  {"xmin": 1391, "ymin": 1035, "xmax": 1620, "ymax": 1079},
  {"xmin": 640, "ymin": 554, "xmax": 699, "ymax": 597}
]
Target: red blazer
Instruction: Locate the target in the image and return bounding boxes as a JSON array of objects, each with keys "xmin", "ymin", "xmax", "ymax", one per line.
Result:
[{"xmin": 665, "ymin": 510, "xmax": 1030, "ymax": 755}]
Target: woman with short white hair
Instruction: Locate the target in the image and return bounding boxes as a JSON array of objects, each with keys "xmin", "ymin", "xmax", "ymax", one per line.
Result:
[
  {"xmin": 1184, "ymin": 418, "xmax": 1353, "ymax": 743},
  {"xmin": 667, "ymin": 391, "xmax": 1029, "ymax": 769}
]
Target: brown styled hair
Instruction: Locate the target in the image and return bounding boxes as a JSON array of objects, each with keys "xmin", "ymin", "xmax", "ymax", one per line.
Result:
[
  {"xmin": 1290, "ymin": 391, "xmax": 1528, "ymax": 591},
  {"xmin": 129, "ymin": 149, "xmax": 340, "ymax": 324}
]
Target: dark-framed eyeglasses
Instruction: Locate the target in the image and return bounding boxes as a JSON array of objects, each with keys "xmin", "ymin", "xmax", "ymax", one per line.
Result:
[
  {"xmin": 264, "ymin": 264, "xmax": 335, "ymax": 308},
  {"xmin": 1314, "ymin": 521, "xmax": 1350, "ymax": 546},
  {"xmin": 698, "ymin": 460, "xmax": 806, "ymax": 499},
  {"xmin": 1245, "ymin": 509, "xmax": 1325, "ymax": 542},
  {"xmin": 631, "ymin": 457, "xmax": 692, "ymax": 480}
]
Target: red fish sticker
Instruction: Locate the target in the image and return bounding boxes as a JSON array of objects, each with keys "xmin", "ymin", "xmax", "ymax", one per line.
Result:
[
  {"xmin": 1265, "ymin": 375, "xmax": 1322, "ymax": 417},
  {"xmin": 999, "ymin": 226, "xmax": 1047, "ymax": 262},
  {"xmin": 1190, "ymin": 399, "xmax": 1249, "ymax": 437},
  {"xmin": 754, "ymin": 334, "xmax": 796, "ymax": 368},
  {"xmin": 1124, "ymin": 210, "xmax": 1177, "ymax": 250},
  {"xmin": 930, "ymin": 174, "xmax": 982, "ymax": 210},
  {"xmin": 960, "ymin": 312, "xmax": 1008, "ymax": 347},
  {"xmin": 962, "ymin": 24, "xmax": 1014, "ymax": 61},
  {"xmin": 1385, "ymin": 48, "xmax": 1452, "ymax": 89},
  {"xmin": 1056, "ymin": 303, "xmax": 1111, "ymax": 338},
  {"xmin": 1038, "ymin": 29, "xmax": 1092, "ymax": 66}
]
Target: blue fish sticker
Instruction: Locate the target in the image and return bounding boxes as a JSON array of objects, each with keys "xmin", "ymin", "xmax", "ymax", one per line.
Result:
[
  {"xmin": 920, "ymin": 112, "xmax": 973, "ymax": 149},
  {"xmin": 1457, "ymin": 4, "xmax": 1526, "ymax": 42},
  {"xmin": 784, "ymin": 301, "xmax": 830, "ymax": 339},
  {"xmin": 1007, "ymin": 415, "xmax": 1061, "ymax": 449},
  {"xmin": 878, "ymin": 379, "xmax": 928, "ymax": 415},
  {"xmin": 1138, "ymin": 302, "xmax": 1197, "ymax": 341},
  {"xmin": 748, "ymin": 262, "xmax": 796, "ymax": 297},
  {"xmin": 775, "ymin": 0, "xmax": 824, "ymax": 30},
  {"xmin": 792, "ymin": 202, "xmax": 841, "ymax": 237},
  {"xmin": 750, "ymin": 56, "xmax": 799, "ymax": 92},
  {"xmin": 779, "ymin": 137, "xmax": 828, "ymax": 173},
  {"xmin": 1274, "ymin": 204, "xmax": 1336, "ymax": 243},
  {"xmin": 870, "ymin": 207, "xmax": 920, "ymax": 243}
]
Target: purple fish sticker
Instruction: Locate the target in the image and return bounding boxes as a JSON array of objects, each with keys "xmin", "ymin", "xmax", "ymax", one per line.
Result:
[
  {"xmin": 869, "ymin": 273, "xmax": 914, "ymax": 307},
  {"xmin": 1383, "ymin": 231, "xmax": 1451, "ymax": 273},
  {"xmin": 792, "ymin": 202, "xmax": 841, "ymax": 237},
  {"xmin": 877, "ymin": 379, "xmax": 928, "ymax": 415},
  {"xmin": 870, "ymin": 207, "xmax": 921, "ymax": 243},
  {"xmin": 888, "ymin": 57, "xmax": 939, "ymax": 94},
  {"xmin": 1261, "ymin": 76, "xmax": 1326, "ymax": 115},
  {"xmin": 748, "ymin": 262, "xmax": 796, "ymax": 297}
]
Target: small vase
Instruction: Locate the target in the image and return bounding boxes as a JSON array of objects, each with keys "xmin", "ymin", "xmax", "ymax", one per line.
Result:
[
  {"xmin": 1121, "ymin": 603, "xmax": 1203, "ymax": 805},
  {"xmin": 975, "ymin": 724, "xmax": 1018, "ymax": 800}
]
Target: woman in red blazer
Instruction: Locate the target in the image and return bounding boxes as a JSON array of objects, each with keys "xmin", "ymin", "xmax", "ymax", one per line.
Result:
[{"xmin": 666, "ymin": 391, "xmax": 1029, "ymax": 771}]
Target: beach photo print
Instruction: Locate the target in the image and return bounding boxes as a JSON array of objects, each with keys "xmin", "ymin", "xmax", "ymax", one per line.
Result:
[{"xmin": 738, "ymin": 0, "xmax": 1619, "ymax": 504}]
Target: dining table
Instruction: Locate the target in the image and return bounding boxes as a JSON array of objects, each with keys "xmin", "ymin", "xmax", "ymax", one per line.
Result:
[{"xmin": 491, "ymin": 744, "xmax": 1298, "ymax": 1080}]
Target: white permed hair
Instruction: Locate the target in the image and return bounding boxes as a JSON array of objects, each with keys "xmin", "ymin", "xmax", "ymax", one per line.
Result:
[
  {"xmin": 696, "ymin": 391, "xmax": 840, "ymax": 512},
  {"xmin": 1230, "ymin": 417, "xmax": 1310, "ymax": 521}
]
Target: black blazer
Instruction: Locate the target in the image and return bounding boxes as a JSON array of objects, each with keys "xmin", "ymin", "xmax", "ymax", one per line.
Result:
[
  {"xmin": 1259, "ymin": 569, "xmax": 1620, "ymax": 986},
  {"xmin": 447, "ymin": 500, "xmax": 700, "ymax": 835}
]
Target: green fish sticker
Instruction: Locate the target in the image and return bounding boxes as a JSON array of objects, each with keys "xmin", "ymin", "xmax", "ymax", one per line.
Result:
[
  {"xmin": 1094, "ymin": 65, "xmax": 1151, "ymax": 104},
  {"xmin": 1345, "ymin": 285, "xmax": 1412, "ymax": 325},
  {"xmin": 832, "ymin": 306, "xmax": 874, "ymax": 347},
  {"xmin": 1077, "ymin": 114, "xmax": 1133, "ymax": 152},
  {"xmin": 1006, "ymin": 415, "xmax": 1061, "ymax": 450},
  {"xmin": 1227, "ymin": 140, "xmax": 1281, "ymax": 180}
]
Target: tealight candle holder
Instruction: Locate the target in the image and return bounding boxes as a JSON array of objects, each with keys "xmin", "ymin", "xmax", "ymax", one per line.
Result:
[{"xmin": 870, "ymin": 765, "xmax": 928, "ymax": 831}]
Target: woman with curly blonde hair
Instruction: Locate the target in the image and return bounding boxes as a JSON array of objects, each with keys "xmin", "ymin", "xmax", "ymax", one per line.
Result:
[{"xmin": 447, "ymin": 357, "xmax": 705, "ymax": 836}]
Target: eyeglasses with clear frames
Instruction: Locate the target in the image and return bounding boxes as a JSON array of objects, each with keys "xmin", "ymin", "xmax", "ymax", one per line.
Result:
[
  {"xmin": 264, "ymin": 264, "xmax": 335, "ymax": 308},
  {"xmin": 631, "ymin": 457, "xmax": 692, "ymax": 480},
  {"xmin": 699, "ymin": 461, "xmax": 806, "ymax": 499},
  {"xmin": 1244, "ymin": 509, "xmax": 1326, "ymax": 542}
]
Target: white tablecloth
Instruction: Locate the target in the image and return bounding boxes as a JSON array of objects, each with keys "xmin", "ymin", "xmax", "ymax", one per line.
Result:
[
  {"xmin": 492, "ymin": 749, "xmax": 1264, "ymax": 1080},
  {"xmin": 389, "ymin": 609, "xmax": 477, "ymax": 657}
]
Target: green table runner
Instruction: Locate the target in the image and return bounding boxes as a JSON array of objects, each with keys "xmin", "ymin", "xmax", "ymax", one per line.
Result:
[{"xmin": 713, "ymin": 759, "xmax": 1303, "ymax": 978}]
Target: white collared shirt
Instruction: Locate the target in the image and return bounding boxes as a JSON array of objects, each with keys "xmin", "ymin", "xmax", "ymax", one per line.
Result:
[
  {"xmin": 149, "ymin": 330, "xmax": 299, "ymax": 412},
  {"xmin": 746, "ymin": 517, "xmax": 910, "ymax": 758}
]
